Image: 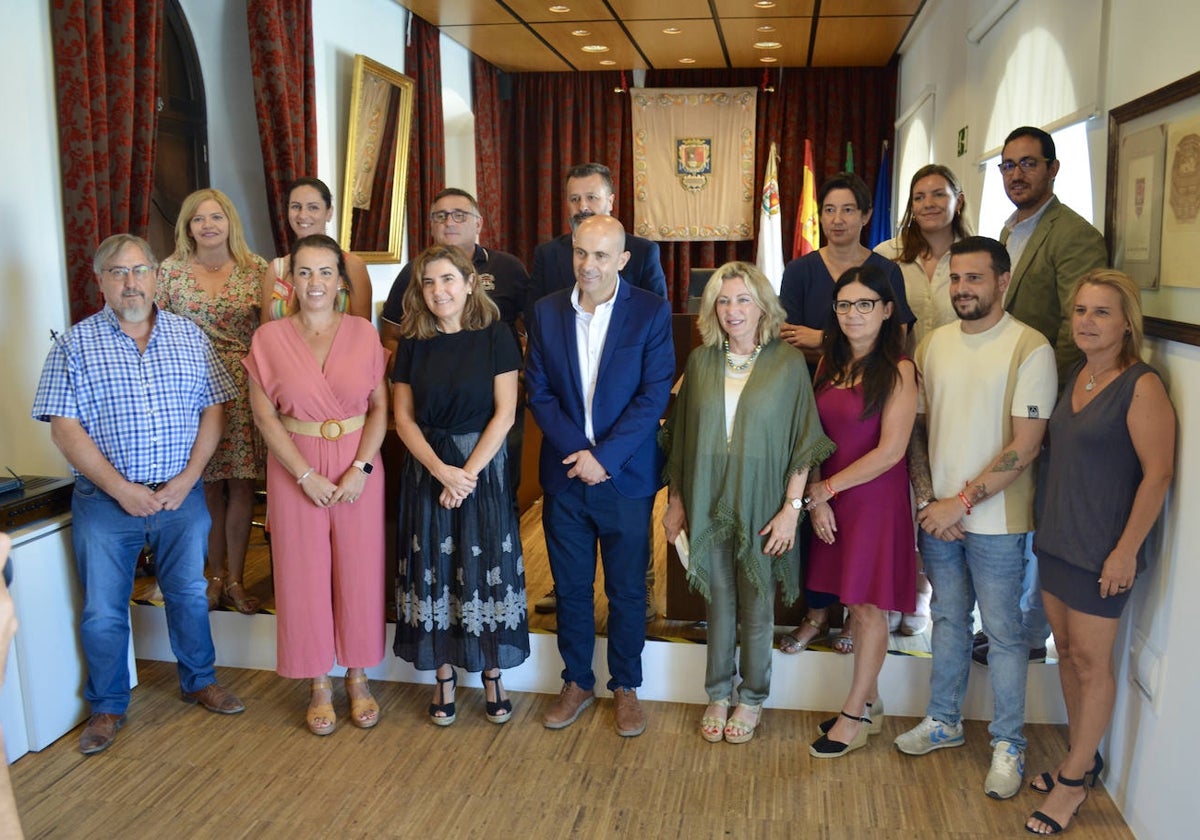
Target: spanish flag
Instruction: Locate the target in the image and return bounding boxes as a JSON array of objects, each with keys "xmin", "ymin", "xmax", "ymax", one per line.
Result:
[{"xmin": 793, "ymin": 139, "xmax": 819, "ymax": 258}]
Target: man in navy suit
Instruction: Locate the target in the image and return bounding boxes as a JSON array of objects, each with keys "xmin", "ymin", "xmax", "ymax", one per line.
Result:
[
  {"xmin": 528, "ymin": 163, "xmax": 668, "ymax": 618},
  {"xmin": 526, "ymin": 215, "xmax": 674, "ymax": 737},
  {"xmin": 527, "ymin": 163, "xmax": 668, "ymax": 311}
]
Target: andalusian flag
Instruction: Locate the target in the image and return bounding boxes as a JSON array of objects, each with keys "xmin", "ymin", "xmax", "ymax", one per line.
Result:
[
  {"xmin": 845, "ymin": 141, "xmax": 855, "ymax": 173},
  {"xmin": 756, "ymin": 142, "xmax": 784, "ymax": 292},
  {"xmin": 792, "ymin": 139, "xmax": 819, "ymax": 258}
]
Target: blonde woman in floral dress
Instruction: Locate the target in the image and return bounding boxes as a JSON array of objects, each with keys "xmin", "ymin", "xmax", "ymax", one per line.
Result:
[{"xmin": 158, "ymin": 188, "xmax": 268, "ymax": 613}]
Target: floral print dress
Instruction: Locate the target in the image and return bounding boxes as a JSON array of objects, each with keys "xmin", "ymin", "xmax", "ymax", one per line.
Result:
[{"xmin": 157, "ymin": 256, "xmax": 267, "ymax": 481}]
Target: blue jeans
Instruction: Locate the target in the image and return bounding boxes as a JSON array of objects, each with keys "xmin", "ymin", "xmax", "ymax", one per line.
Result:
[
  {"xmin": 72, "ymin": 475, "xmax": 217, "ymax": 715},
  {"xmin": 1021, "ymin": 533, "xmax": 1051, "ymax": 647},
  {"xmin": 542, "ymin": 481, "xmax": 653, "ymax": 692},
  {"xmin": 920, "ymin": 530, "xmax": 1029, "ymax": 749}
]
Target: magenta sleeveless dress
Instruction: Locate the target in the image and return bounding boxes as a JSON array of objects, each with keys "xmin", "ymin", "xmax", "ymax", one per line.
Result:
[{"xmin": 806, "ymin": 383, "xmax": 917, "ymax": 611}]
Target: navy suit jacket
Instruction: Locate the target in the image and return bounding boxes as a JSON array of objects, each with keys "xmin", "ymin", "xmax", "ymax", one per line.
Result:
[
  {"xmin": 525, "ymin": 282, "xmax": 674, "ymax": 499},
  {"xmin": 526, "ymin": 232, "xmax": 668, "ymax": 321}
]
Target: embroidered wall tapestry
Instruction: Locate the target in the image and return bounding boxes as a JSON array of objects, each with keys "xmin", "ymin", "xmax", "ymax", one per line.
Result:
[{"xmin": 630, "ymin": 88, "xmax": 756, "ymax": 241}]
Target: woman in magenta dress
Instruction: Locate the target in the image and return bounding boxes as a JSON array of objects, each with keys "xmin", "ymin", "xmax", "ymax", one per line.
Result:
[
  {"xmin": 244, "ymin": 234, "xmax": 388, "ymax": 736},
  {"xmin": 157, "ymin": 188, "xmax": 268, "ymax": 613},
  {"xmin": 803, "ymin": 263, "xmax": 918, "ymax": 758}
]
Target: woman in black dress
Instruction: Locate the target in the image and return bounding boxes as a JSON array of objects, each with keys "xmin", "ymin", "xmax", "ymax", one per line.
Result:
[
  {"xmin": 1025, "ymin": 270, "xmax": 1175, "ymax": 835},
  {"xmin": 392, "ymin": 244, "xmax": 529, "ymax": 726}
]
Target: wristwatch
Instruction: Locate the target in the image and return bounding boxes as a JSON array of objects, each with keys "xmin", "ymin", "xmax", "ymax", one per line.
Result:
[
  {"xmin": 352, "ymin": 459, "xmax": 373, "ymax": 475},
  {"xmin": 790, "ymin": 497, "xmax": 805, "ymax": 510}
]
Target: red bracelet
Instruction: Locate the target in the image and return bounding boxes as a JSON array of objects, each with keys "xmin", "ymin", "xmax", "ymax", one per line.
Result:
[
  {"xmin": 957, "ymin": 490, "xmax": 973, "ymax": 515},
  {"xmin": 824, "ymin": 478, "xmax": 838, "ymax": 500}
]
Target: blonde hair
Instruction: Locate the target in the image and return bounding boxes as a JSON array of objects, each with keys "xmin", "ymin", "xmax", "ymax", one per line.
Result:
[
  {"xmin": 172, "ymin": 188, "xmax": 256, "ymax": 269},
  {"xmin": 400, "ymin": 245, "xmax": 500, "ymax": 339},
  {"xmin": 696, "ymin": 261, "xmax": 785, "ymax": 348},
  {"xmin": 1071, "ymin": 269, "xmax": 1143, "ymax": 365}
]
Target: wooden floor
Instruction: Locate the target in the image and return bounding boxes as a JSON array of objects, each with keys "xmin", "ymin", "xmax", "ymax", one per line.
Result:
[{"xmin": 9, "ymin": 660, "xmax": 1133, "ymax": 839}]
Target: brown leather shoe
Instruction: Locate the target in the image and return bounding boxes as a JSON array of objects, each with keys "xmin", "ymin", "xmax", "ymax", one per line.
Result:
[
  {"xmin": 543, "ymin": 681, "xmax": 594, "ymax": 729},
  {"xmin": 181, "ymin": 682, "xmax": 245, "ymax": 714},
  {"xmin": 79, "ymin": 712, "xmax": 126, "ymax": 755},
  {"xmin": 613, "ymin": 687, "xmax": 646, "ymax": 737}
]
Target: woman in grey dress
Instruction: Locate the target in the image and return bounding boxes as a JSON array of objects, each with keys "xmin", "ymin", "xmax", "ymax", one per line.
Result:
[{"xmin": 1026, "ymin": 270, "xmax": 1175, "ymax": 835}]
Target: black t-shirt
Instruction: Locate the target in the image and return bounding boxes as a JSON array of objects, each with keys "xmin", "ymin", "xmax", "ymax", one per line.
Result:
[{"xmin": 391, "ymin": 321, "xmax": 521, "ymax": 434}]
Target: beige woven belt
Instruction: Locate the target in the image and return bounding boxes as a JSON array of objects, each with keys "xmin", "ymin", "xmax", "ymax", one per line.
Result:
[{"xmin": 278, "ymin": 413, "xmax": 366, "ymax": 441}]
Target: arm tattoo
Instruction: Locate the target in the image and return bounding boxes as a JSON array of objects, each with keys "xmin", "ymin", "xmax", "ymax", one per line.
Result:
[
  {"xmin": 907, "ymin": 414, "xmax": 934, "ymax": 503},
  {"xmin": 992, "ymin": 450, "xmax": 1025, "ymax": 473}
]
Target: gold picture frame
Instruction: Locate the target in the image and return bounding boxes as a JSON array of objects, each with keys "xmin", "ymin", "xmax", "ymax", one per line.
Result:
[{"xmin": 339, "ymin": 55, "xmax": 414, "ymax": 264}]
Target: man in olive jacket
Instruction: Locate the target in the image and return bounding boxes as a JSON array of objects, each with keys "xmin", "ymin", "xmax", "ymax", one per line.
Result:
[{"xmin": 998, "ymin": 126, "xmax": 1108, "ymax": 384}]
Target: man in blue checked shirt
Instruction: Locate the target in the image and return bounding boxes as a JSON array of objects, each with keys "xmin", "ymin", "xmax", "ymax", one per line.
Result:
[{"xmin": 32, "ymin": 233, "xmax": 246, "ymax": 756}]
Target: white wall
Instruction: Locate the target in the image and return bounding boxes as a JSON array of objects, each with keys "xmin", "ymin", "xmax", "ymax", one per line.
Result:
[
  {"xmin": 899, "ymin": 1, "xmax": 1200, "ymax": 838},
  {"xmin": 0, "ymin": 4, "xmax": 71, "ymax": 477}
]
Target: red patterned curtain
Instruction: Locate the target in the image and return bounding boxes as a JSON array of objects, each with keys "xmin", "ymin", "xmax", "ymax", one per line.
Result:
[
  {"xmin": 52, "ymin": 0, "xmax": 162, "ymax": 323},
  {"xmin": 404, "ymin": 14, "xmax": 445, "ymax": 255},
  {"xmin": 247, "ymin": 0, "xmax": 318, "ymax": 255},
  {"xmin": 488, "ymin": 70, "xmax": 629, "ymax": 268},
  {"xmin": 471, "ymin": 55, "xmax": 503, "ymax": 244}
]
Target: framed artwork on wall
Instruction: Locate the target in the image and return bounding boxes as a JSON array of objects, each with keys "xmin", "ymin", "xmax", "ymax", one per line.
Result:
[{"xmin": 1106, "ymin": 70, "xmax": 1200, "ymax": 345}]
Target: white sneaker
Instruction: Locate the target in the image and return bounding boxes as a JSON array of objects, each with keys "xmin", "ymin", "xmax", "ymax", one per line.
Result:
[
  {"xmin": 984, "ymin": 739, "xmax": 1026, "ymax": 799},
  {"xmin": 893, "ymin": 715, "xmax": 965, "ymax": 755}
]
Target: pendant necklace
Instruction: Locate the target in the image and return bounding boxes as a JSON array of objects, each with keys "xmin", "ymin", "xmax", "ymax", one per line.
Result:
[{"xmin": 1084, "ymin": 364, "xmax": 1119, "ymax": 391}]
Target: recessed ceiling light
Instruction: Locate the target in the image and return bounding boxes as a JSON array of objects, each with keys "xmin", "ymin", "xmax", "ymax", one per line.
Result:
[
  {"xmin": 754, "ymin": 41, "xmax": 782, "ymax": 50},
  {"xmin": 549, "ymin": 5, "xmax": 570, "ymax": 13},
  {"xmin": 571, "ymin": 29, "xmax": 590, "ymax": 36},
  {"xmin": 757, "ymin": 25, "xmax": 776, "ymax": 33},
  {"xmin": 663, "ymin": 27, "xmax": 682, "ymax": 35},
  {"xmin": 679, "ymin": 57, "xmax": 696, "ymax": 64},
  {"xmin": 581, "ymin": 44, "xmax": 610, "ymax": 53},
  {"xmin": 754, "ymin": 1, "xmax": 777, "ymax": 9},
  {"xmin": 759, "ymin": 56, "xmax": 778, "ymax": 63},
  {"xmin": 599, "ymin": 59, "xmax": 616, "ymax": 65}
]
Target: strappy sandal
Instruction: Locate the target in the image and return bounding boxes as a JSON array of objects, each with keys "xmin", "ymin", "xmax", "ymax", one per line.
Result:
[
  {"xmin": 723, "ymin": 703, "xmax": 762, "ymax": 744},
  {"xmin": 779, "ymin": 614, "xmax": 828, "ymax": 654},
  {"xmin": 833, "ymin": 615, "xmax": 854, "ymax": 654},
  {"xmin": 700, "ymin": 698, "xmax": 730, "ymax": 743},
  {"xmin": 1031, "ymin": 751, "xmax": 1103, "ymax": 793},
  {"xmin": 345, "ymin": 671, "xmax": 380, "ymax": 729},
  {"xmin": 1025, "ymin": 774, "xmax": 1088, "ymax": 834},
  {"xmin": 306, "ymin": 676, "xmax": 336, "ymax": 736},
  {"xmin": 205, "ymin": 576, "xmax": 223, "ymax": 611},
  {"xmin": 221, "ymin": 580, "xmax": 260, "ymax": 615},
  {"xmin": 429, "ymin": 670, "xmax": 457, "ymax": 726},
  {"xmin": 482, "ymin": 670, "xmax": 512, "ymax": 724}
]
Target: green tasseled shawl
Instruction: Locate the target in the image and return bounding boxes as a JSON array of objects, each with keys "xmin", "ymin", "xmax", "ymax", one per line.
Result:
[{"xmin": 659, "ymin": 340, "xmax": 835, "ymax": 604}]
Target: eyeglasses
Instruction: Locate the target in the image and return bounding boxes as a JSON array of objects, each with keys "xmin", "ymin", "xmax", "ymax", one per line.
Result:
[
  {"xmin": 833, "ymin": 298, "xmax": 882, "ymax": 315},
  {"xmin": 103, "ymin": 265, "xmax": 155, "ymax": 280},
  {"xmin": 430, "ymin": 209, "xmax": 479, "ymax": 224},
  {"xmin": 997, "ymin": 156, "xmax": 1049, "ymax": 174}
]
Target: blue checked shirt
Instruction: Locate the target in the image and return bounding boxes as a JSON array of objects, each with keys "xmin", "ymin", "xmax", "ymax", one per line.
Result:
[{"xmin": 31, "ymin": 306, "xmax": 237, "ymax": 483}]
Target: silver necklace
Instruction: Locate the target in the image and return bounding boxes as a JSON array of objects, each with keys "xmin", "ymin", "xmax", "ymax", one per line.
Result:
[
  {"xmin": 724, "ymin": 339, "xmax": 762, "ymax": 371},
  {"xmin": 1084, "ymin": 364, "xmax": 1120, "ymax": 391}
]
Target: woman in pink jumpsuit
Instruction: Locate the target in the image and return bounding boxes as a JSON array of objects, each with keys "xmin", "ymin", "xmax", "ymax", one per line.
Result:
[{"xmin": 244, "ymin": 234, "xmax": 388, "ymax": 736}]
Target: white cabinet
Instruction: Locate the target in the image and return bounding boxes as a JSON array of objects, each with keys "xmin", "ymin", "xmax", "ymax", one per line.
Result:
[{"xmin": 1, "ymin": 515, "xmax": 137, "ymax": 762}]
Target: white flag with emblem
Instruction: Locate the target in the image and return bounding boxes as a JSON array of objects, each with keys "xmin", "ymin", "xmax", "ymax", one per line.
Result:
[{"xmin": 756, "ymin": 142, "xmax": 784, "ymax": 293}]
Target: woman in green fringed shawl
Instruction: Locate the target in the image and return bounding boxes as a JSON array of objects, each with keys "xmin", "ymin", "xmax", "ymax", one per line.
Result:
[{"xmin": 661, "ymin": 262, "xmax": 834, "ymax": 745}]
